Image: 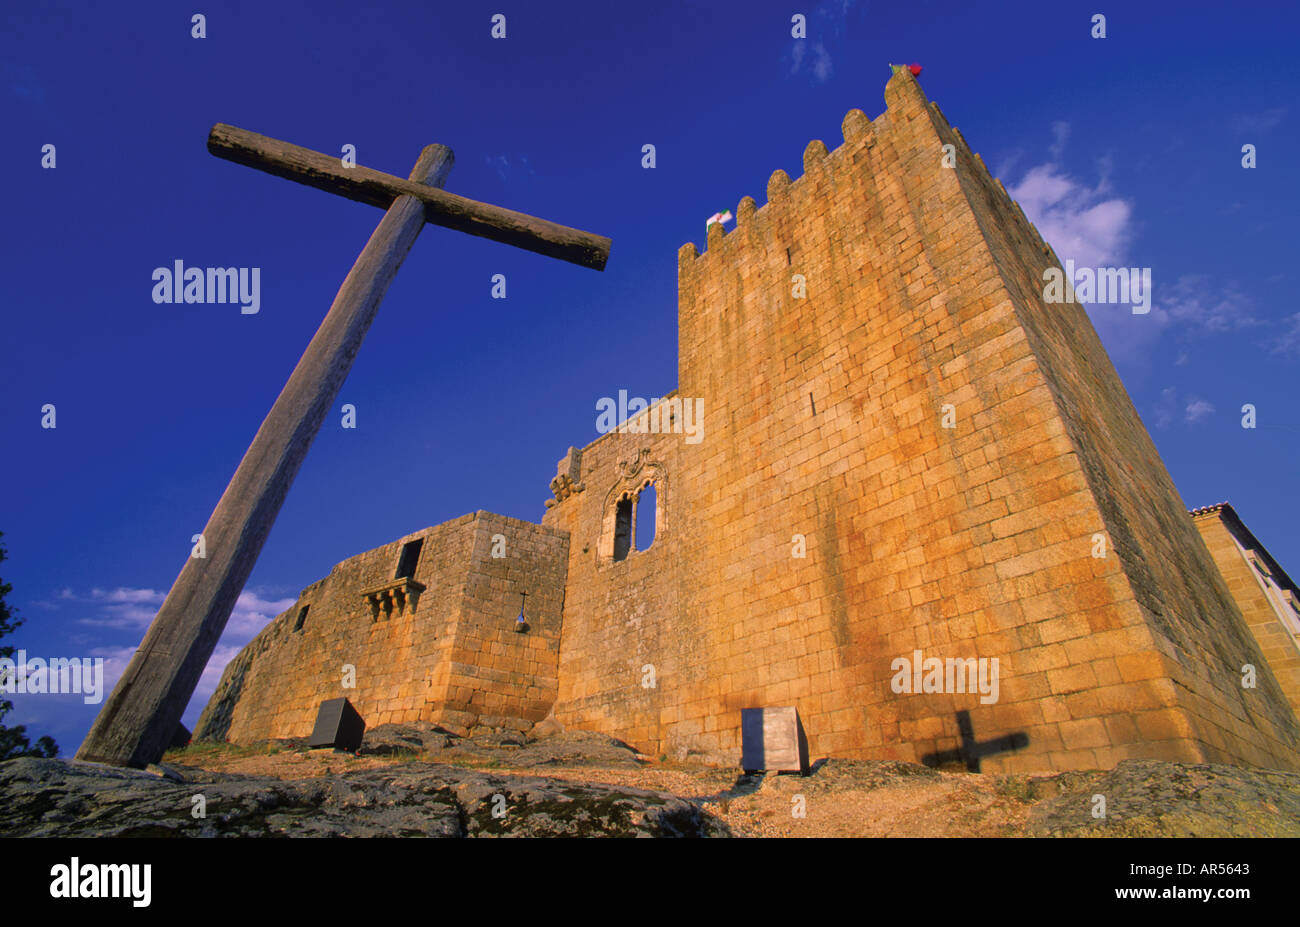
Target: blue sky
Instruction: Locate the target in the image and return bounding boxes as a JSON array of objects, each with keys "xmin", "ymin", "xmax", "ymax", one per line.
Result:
[{"xmin": 2, "ymin": 0, "xmax": 1296, "ymax": 752}]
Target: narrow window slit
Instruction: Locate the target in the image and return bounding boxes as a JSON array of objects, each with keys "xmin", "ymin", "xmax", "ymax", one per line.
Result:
[
  {"xmin": 636, "ymin": 482, "xmax": 657, "ymax": 551},
  {"xmin": 613, "ymin": 496, "xmax": 633, "ymax": 562},
  {"xmin": 395, "ymin": 538, "xmax": 423, "ymax": 580}
]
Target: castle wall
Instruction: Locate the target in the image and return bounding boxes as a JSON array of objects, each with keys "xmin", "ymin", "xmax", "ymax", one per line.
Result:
[
  {"xmin": 542, "ymin": 70, "xmax": 1300, "ymax": 772},
  {"xmin": 432, "ymin": 512, "xmax": 568, "ymax": 732},
  {"xmin": 541, "ymin": 420, "xmax": 696, "ymax": 754},
  {"xmin": 195, "ymin": 511, "xmax": 567, "ymax": 742},
  {"xmin": 919, "ymin": 77, "xmax": 1300, "ymax": 770},
  {"xmin": 1193, "ymin": 507, "xmax": 1300, "ymax": 720},
  {"xmin": 197, "ymin": 515, "xmax": 478, "ymax": 742}
]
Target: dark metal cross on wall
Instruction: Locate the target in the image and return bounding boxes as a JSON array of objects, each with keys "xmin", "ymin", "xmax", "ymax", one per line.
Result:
[{"xmin": 77, "ymin": 125, "xmax": 610, "ymax": 768}]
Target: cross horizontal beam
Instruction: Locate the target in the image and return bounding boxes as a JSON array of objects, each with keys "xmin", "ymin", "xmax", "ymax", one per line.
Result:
[{"xmin": 207, "ymin": 123, "xmax": 610, "ymax": 271}]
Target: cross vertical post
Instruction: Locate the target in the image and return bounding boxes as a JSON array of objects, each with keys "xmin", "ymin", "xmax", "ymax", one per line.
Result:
[
  {"xmin": 76, "ymin": 144, "xmax": 453, "ymax": 767},
  {"xmin": 77, "ymin": 125, "xmax": 609, "ymax": 768}
]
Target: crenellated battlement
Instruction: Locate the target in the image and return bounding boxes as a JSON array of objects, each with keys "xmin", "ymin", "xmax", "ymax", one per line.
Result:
[
  {"xmin": 676, "ymin": 101, "xmax": 886, "ymax": 279},
  {"xmin": 677, "ymin": 69, "xmax": 1060, "ymax": 286}
]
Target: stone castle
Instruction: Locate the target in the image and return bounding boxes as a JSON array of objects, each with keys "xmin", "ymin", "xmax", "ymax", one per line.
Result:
[{"xmin": 195, "ymin": 71, "xmax": 1300, "ymax": 774}]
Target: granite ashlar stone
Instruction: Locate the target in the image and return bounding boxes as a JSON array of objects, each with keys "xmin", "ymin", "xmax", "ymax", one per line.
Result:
[{"xmin": 197, "ymin": 71, "xmax": 1300, "ymax": 776}]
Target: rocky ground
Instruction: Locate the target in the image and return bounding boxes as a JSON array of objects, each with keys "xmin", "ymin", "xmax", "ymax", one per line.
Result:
[{"xmin": 2, "ymin": 723, "xmax": 1297, "ymax": 837}]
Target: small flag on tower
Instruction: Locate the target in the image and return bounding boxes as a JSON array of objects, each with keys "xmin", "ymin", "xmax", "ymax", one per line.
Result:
[
  {"xmin": 889, "ymin": 62, "xmax": 923, "ymax": 76},
  {"xmin": 706, "ymin": 210, "xmax": 733, "ymax": 231}
]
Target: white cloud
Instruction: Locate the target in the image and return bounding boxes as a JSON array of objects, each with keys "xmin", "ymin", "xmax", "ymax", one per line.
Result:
[
  {"xmin": 1008, "ymin": 137, "xmax": 1153, "ymax": 361},
  {"xmin": 61, "ymin": 586, "xmax": 294, "ymax": 731},
  {"xmin": 1002, "ymin": 130, "xmax": 1280, "ymax": 365},
  {"xmin": 811, "ymin": 43, "xmax": 832, "ymax": 82},
  {"xmin": 789, "ymin": 39, "xmax": 833, "ymax": 83},
  {"xmin": 92, "ymin": 587, "xmax": 162, "ymax": 603},
  {"xmin": 1153, "ymin": 387, "xmax": 1178, "ymax": 429},
  {"xmin": 785, "ymin": 0, "xmax": 858, "ymax": 84},
  {"xmin": 194, "ymin": 643, "xmax": 247, "ymax": 709},
  {"xmin": 483, "ymin": 153, "xmax": 534, "ymax": 184},
  {"xmin": 71, "ymin": 586, "xmax": 294, "ymax": 634},
  {"xmin": 1048, "ymin": 121, "xmax": 1070, "ymax": 160},
  {"xmin": 76, "ymin": 587, "xmax": 165, "ymax": 629},
  {"xmin": 1232, "ymin": 107, "xmax": 1286, "ymax": 133},
  {"xmin": 2, "ymin": 584, "xmax": 293, "ymax": 752},
  {"xmin": 86, "ymin": 644, "xmax": 137, "ymax": 710},
  {"xmin": 1184, "ymin": 398, "xmax": 1215, "ymax": 423},
  {"xmin": 226, "ymin": 590, "xmax": 298, "ymax": 637},
  {"xmin": 1155, "ymin": 275, "xmax": 1261, "ymax": 334},
  {"xmin": 1274, "ymin": 312, "xmax": 1300, "ymax": 357},
  {"xmin": 1010, "ymin": 164, "xmax": 1132, "ymax": 270},
  {"xmin": 1010, "ymin": 126, "xmax": 1289, "ymax": 364},
  {"xmin": 1152, "ymin": 387, "xmax": 1216, "ymax": 429}
]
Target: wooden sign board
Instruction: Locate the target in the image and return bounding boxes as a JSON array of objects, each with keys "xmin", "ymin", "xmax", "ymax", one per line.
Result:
[{"xmin": 741, "ymin": 706, "xmax": 809, "ymax": 774}]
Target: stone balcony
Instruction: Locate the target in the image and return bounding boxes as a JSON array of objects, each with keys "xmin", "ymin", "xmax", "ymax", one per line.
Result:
[{"xmin": 361, "ymin": 577, "xmax": 426, "ymax": 621}]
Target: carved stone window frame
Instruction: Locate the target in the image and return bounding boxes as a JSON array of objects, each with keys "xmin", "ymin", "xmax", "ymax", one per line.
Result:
[{"xmin": 599, "ymin": 448, "xmax": 667, "ymax": 565}]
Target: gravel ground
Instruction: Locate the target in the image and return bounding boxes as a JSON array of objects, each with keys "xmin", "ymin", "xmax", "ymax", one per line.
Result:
[
  {"xmin": 163, "ymin": 723, "xmax": 1300, "ymax": 837},
  {"xmin": 175, "ymin": 730, "xmax": 1035, "ymax": 837}
]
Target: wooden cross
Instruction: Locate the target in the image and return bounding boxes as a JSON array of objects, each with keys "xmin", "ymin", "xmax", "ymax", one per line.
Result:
[
  {"xmin": 920, "ymin": 710, "xmax": 1029, "ymax": 773},
  {"xmin": 76, "ymin": 125, "xmax": 610, "ymax": 768}
]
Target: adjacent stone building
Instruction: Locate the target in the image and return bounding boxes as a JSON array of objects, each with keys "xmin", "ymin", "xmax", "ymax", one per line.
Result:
[
  {"xmin": 196, "ymin": 71, "xmax": 1300, "ymax": 774},
  {"xmin": 1192, "ymin": 503, "xmax": 1300, "ymax": 720}
]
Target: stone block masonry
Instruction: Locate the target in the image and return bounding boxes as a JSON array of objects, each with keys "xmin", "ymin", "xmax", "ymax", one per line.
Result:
[
  {"xmin": 1192, "ymin": 504, "xmax": 1300, "ymax": 721},
  {"xmin": 200, "ymin": 71, "xmax": 1300, "ymax": 775},
  {"xmin": 196, "ymin": 512, "xmax": 567, "ymax": 742},
  {"xmin": 654, "ymin": 70, "xmax": 1300, "ymax": 772}
]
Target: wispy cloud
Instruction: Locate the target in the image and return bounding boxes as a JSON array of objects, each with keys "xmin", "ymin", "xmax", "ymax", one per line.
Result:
[
  {"xmin": 1184, "ymin": 398, "xmax": 1215, "ymax": 423},
  {"xmin": 1007, "ymin": 124, "xmax": 1154, "ymax": 360},
  {"xmin": 1232, "ymin": 107, "xmax": 1286, "ymax": 134},
  {"xmin": 61, "ymin": 581, "xmax": 292, "ymax": 718},
  {"xmin": 78, "ymin": 587, "xmax": 166, "ymax": 629},
  {"xmin": 1154, "ymin": 387, "xmax": 1178, "ymax": 429},
  {"xmin": 483, "ymin": 153, "xmax": 534, "ymax": 184},
  {"xmin": 1273, "ymin": 312, "xmax": 1300, "ymax": 358},
  {"xmin": 195, "ymin": 642, "xmax": 248, "ymax": 708},
  {"xmin": 784, "ymin": 0, "xmax": 859, "ymax": 85},
  {"xmin": 1010, "ymin": 162, "xmax": 1132, "ymax": 270},
  {"xmin": 67, "ymin": 586, "xmax": 294, "ymax": 636},
  {"xmin": 790, "ymin": 41, "xmax": 834, "ymax": 83},
  {"xmin": 1152, "ymin": 387, "xmax": 1216, "ymax": 429},
  {"xmin": 1013, "ymin": 123, "xmax": 1289, "ymax": 363},
  {"xmin": 6, "ymin": 585, "xmax": 296, "ymax": 753},
  {"xmin": 1154, "ymin": 275, "xmax": 1261, "ymax": 334},
  {"xmin": 1047, "ymin": 121, "xmax": 1070, "ymax": 161}
]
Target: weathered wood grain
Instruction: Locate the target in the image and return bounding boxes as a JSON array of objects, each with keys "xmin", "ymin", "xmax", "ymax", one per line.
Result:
[{"xmin": 208, "ymin": 123, "xmax": 610, "ymax": 271}]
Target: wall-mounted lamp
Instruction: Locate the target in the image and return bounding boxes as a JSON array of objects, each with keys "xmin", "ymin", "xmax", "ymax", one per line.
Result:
[{"xmin": 515, "ymin": 590, "xmax": 530, "ymax": 633}]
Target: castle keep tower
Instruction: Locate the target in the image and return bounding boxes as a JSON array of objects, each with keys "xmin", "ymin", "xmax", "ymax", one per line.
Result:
[
  {"xmin": 539, "ymin": 69, "xmax": 1300, "ymax": 772},
  {"xmin": 199, "ymin": 71, "xmax": 1300, "ymax": 774}
]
